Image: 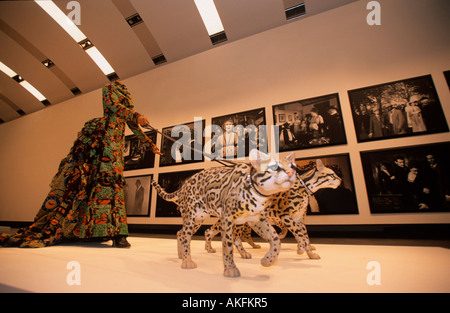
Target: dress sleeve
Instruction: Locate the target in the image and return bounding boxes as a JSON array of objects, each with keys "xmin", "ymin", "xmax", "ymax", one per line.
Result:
[
  {"xmin": 127, "ymin": 120, "xmax": 161, "ymax": 155},
  {"xmin": 103, "ymin": 83, "xmax": 162, "ymax": 155}
]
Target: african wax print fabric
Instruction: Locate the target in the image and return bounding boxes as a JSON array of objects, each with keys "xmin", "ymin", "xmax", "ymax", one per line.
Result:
[{"xmin": 0, "ymin": 81, "xmax": 158, "ymax": 247}]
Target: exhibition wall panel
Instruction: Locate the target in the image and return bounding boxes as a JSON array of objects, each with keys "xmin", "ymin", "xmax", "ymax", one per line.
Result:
[{"xmin": 0, "ymin": 0, "xmax": 449, "ymax": 227}]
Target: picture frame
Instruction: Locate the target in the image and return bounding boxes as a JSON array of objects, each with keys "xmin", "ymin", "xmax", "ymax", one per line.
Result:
[
  {"xmin": 360, "ymin": 142, "xmax": 450, "ymax": 214},
  {"xmin": 154, "ymin": 170, "xmax": 202, "ymax": 218},
  {"xmin": 444, "ymin": 70, "xmax": 450, "ymax": 89},
  {"xmin": 272, "ymin": 93, "xmax": 347, "ymax": 152},
  {"xmin": 295, "ymin": 153, "xmax": 358, "ymax": 215},
  {"xmin": 124, "ymin": 174, "xmax": 152, "ymax": 217},
  {"xmin": 124, "ymin": 130, "xmax": 157, "ymax": 170},
  {"xmin": 159, "ymin": 120, "xmax": 205, "ymax": 167},
  {"xmin": 211, "ymin": 108, "xmax": 267, "ymax": 159},
  {"xmin": 348, "ymin": 74, "xmax": 448, "ymax": 143}
]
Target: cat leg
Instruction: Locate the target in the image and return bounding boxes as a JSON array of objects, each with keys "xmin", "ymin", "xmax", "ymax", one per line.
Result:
[
  {"xmin": 204, "ymin": 220, "xmax": 220, "ymax": 253},
  {"xmin": 234, "ymin": 236, "xmax": 252, "ymax": 259},
  {"xmin": 242, "ymin": 223, "xmax": 261, "ymax": 249},
  {"xmin": 221, "ymin": 213, "xmax": 240, "ymax": 277},
  {"xmin": 179, "ymin": 212, "xmax": 198, "ymax": 269},
  {"xmin": 278, "ymin": 225, "xmax": 288, "ymax": 240},
  {"xmin": 249, "ymin": 218, "xmax": 280, "ymax": 267},
  {"xmin": 282, "ymin": 216, "xmax": 320, "ymax": 259}
]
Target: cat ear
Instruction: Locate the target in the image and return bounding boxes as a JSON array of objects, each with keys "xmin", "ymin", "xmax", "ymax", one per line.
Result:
[
  {"xmin": 249, "ymin": 149, "xmax": 270, "ymax": 170},
  {"xmin": 316, "ymin": 159, "xmax": 324, "ymax": 171},
  {"xmin": 285, "ymin": 152, "xmax": 295, "ymax": 164}
]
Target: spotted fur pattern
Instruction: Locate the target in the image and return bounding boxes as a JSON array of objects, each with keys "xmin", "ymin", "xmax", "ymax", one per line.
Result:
[
  {"xmin": 204, "ymin": 159, "xmax": 342, "ymax": 260},
  {"xmin": 151, "ymin": 150, "xmax": 297, "ymax": 277}
]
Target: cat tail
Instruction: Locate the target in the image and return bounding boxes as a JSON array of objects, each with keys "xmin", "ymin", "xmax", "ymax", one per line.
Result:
[{"xmin": 151, "ymin": 180, "xmax": 180, "ymax": 204}]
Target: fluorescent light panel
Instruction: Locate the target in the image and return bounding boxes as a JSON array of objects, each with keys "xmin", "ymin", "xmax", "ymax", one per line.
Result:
[
  {"xmin": 193, "ymin": 0, "xmax": 224, "ymax": 36},
  {"xmin": 34, "ymin": 0, "xmax": 116, "ymax": 76},
  {"xmin": 34, "ymin": 0, "xmax": 86, "ymax": 43},
  {"xmin": 0, "ymin": 61, "xmax": 17, "ymax": 77},
  {"xmin": 19, "ymin": 81, "xmax": 47, "ymax": 102},
  {"xmin": 85, "ymin": 47, "xmax": 115, "ymax": 76},
  {"xmin": 0, "ymin": 61, "xmax": 48, "ymax": 103}
]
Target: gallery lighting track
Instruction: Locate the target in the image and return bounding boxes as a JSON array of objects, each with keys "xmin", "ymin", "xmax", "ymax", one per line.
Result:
[
  {"xmin": 193, "ymin": 0, "xmax": 228, "ymax": 45},
  {"xmin": 34, "ymin": 0, "xmax": 119, "ymax": 81},
  {"xmin": 0, "ymin": 61, "xmax": 50, "ymax": 107}
]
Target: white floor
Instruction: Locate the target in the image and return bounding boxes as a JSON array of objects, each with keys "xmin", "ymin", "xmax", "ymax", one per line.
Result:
[{"xmin": 0, "ymin": 236, "xmax": 449, "ymax": 293}]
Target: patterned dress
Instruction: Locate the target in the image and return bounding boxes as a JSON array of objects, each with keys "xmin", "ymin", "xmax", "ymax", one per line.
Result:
[{"xmin": 0, "ymin": 81, "xmax": 159, "ymax": 247}]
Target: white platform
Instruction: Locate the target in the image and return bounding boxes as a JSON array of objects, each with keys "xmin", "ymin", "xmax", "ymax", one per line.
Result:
[{"xmin": 0, "ymin": 236, "xmax": 449, "ymax": 293}]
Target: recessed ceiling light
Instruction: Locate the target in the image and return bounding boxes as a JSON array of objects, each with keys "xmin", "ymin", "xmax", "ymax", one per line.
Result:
[
  {"xmin": 285, "ymin": 3, "xmax": 306, "ymax": 20},
  {"xmin": 42, "ymin": 58, "xmax": 55, "ymax": 68},
  {"xmin": 126, "ymin": 13, "xmax": 144, "ymax": 28}
]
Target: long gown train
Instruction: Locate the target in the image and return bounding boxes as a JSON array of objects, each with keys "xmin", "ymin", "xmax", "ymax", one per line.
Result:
[{"xmin": 0, "ymin": 81, "xmax": 159, "ymax": 247}]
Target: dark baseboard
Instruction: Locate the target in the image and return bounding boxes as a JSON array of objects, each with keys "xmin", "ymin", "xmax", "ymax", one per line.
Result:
[
  {"xmin": 2, "ymin": 221, "xmax": 449, "ymax": 240},
  {"xmin": 128, "ymin": 223, "xmax": 450, "ymax": 240}
]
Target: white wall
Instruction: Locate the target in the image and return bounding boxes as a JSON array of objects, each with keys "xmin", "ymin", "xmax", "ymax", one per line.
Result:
[{"xmin": 1, "ymin": 0, "xmax": 449, "ymax": 226}]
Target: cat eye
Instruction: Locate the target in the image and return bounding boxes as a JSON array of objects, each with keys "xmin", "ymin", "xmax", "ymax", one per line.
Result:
[{"xmin": 266, "ymin": 164, "xmax": 282, "ymax": 172}]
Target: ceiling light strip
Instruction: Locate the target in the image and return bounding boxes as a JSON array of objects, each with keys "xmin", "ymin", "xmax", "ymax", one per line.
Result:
[
  {"xmin": 0, "ymin": 61, "xmax": 49, "ymax": 105},
  {"xmin": 0, "ymin": 18, "xmax": 81, "ymax": 95},
  {"xmin": 194, "ymin": 0, "xmax": 224, "ymax": 36},
  {"xmin": 34, "ymin": 0, "xmax": 118, "ymax": 81},
  {"xmin": 193, "ymin": 0, "xmax": 227, "ymax": 45}
]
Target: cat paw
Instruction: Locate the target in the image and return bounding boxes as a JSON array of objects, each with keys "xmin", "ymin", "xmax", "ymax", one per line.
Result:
[
  {"xmin": 181, "ymin": 259, "xmax": 197, "ymax": 269},
  {"xmin": 205, "ymin": 244, "xmax": 216, "ymax": 253},
  {"xmin": 261, "ymin": 255, "xmax": 276, "ymax": 267},
  {"xmin": 223, "ymin": 267, "xmax": 241, "ymax": 277},
  {"xmin": 239, "ymin": 251, "xmax": 252, "ymax": 259},
  {"xmin": 307, "ymin": 252, "xmax": 321, "ymax": 259}
]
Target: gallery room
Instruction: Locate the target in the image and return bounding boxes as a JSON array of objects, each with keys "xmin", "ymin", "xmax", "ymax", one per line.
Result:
[{"xmin": 0, "ymin": 0, "xmax": 449, "ymax": 294}]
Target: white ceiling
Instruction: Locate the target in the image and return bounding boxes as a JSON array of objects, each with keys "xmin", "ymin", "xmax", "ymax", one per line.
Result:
[{"xmin": 0, "ymin": 0, "xmax": 357, "ymax": 124}]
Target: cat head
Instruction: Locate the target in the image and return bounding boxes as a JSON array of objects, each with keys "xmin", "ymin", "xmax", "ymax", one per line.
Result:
[
  {"xmin": 303, "ymin": 159, "xmax": 342, "ymax": 193},
  {"xmin": 248, "ymin": 149, "xmax": 296, "ymax": 196}
]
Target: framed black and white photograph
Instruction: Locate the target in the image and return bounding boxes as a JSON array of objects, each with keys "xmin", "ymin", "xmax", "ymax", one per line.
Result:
[
  {"xmin": 295, "ymin": 154, "xmax": 358, "ymax": 215},
  {"xmin": 360, "ymin": 142, "xmax": 450, "ymax": 214},
  {"xmin": 211, "ymin": 108, "xmax": 267, "ymax": 159},
  {"xmin": 273, "ymin": 93, "xmax": 347, "ymax": 152},
  {"xmin": 124, "ymin": 131, "xmax": 157, "ymax": 170},
  {"xmin": 124, "ymin": 174, "xmax": 152, "ymax": 217},
  {"xmin": 348, "ymin": 75, "xmax": 448, "ymax": 143},
  {"xmin": 159, "ymin": 120, "xmax": 205, "ymax": 167},
  {"xmin": 444, "ymin": 70, "xmax": 450, "ymax": 89},
  {"xmin": 154, "ymin": 170, "xmax": 201, "ymax": 218}
]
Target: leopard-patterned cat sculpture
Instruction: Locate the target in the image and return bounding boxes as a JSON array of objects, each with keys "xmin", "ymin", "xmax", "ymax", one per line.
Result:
[
  {"xmin": 151, "ymin": 150, "xmax": 297, "ymax": 277},
  {"xmin": 204, "ymin": 159, "xmax": 342, "ymax": 260}
]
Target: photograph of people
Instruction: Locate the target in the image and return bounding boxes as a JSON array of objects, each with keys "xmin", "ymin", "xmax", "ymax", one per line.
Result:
[
  {"xmin": 349, "ymin": 75, "xmax": 448, "ymax": 142},
  {"xmin": 273, "ymin": 93, "xmax": 346, "ymax": 151}
]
